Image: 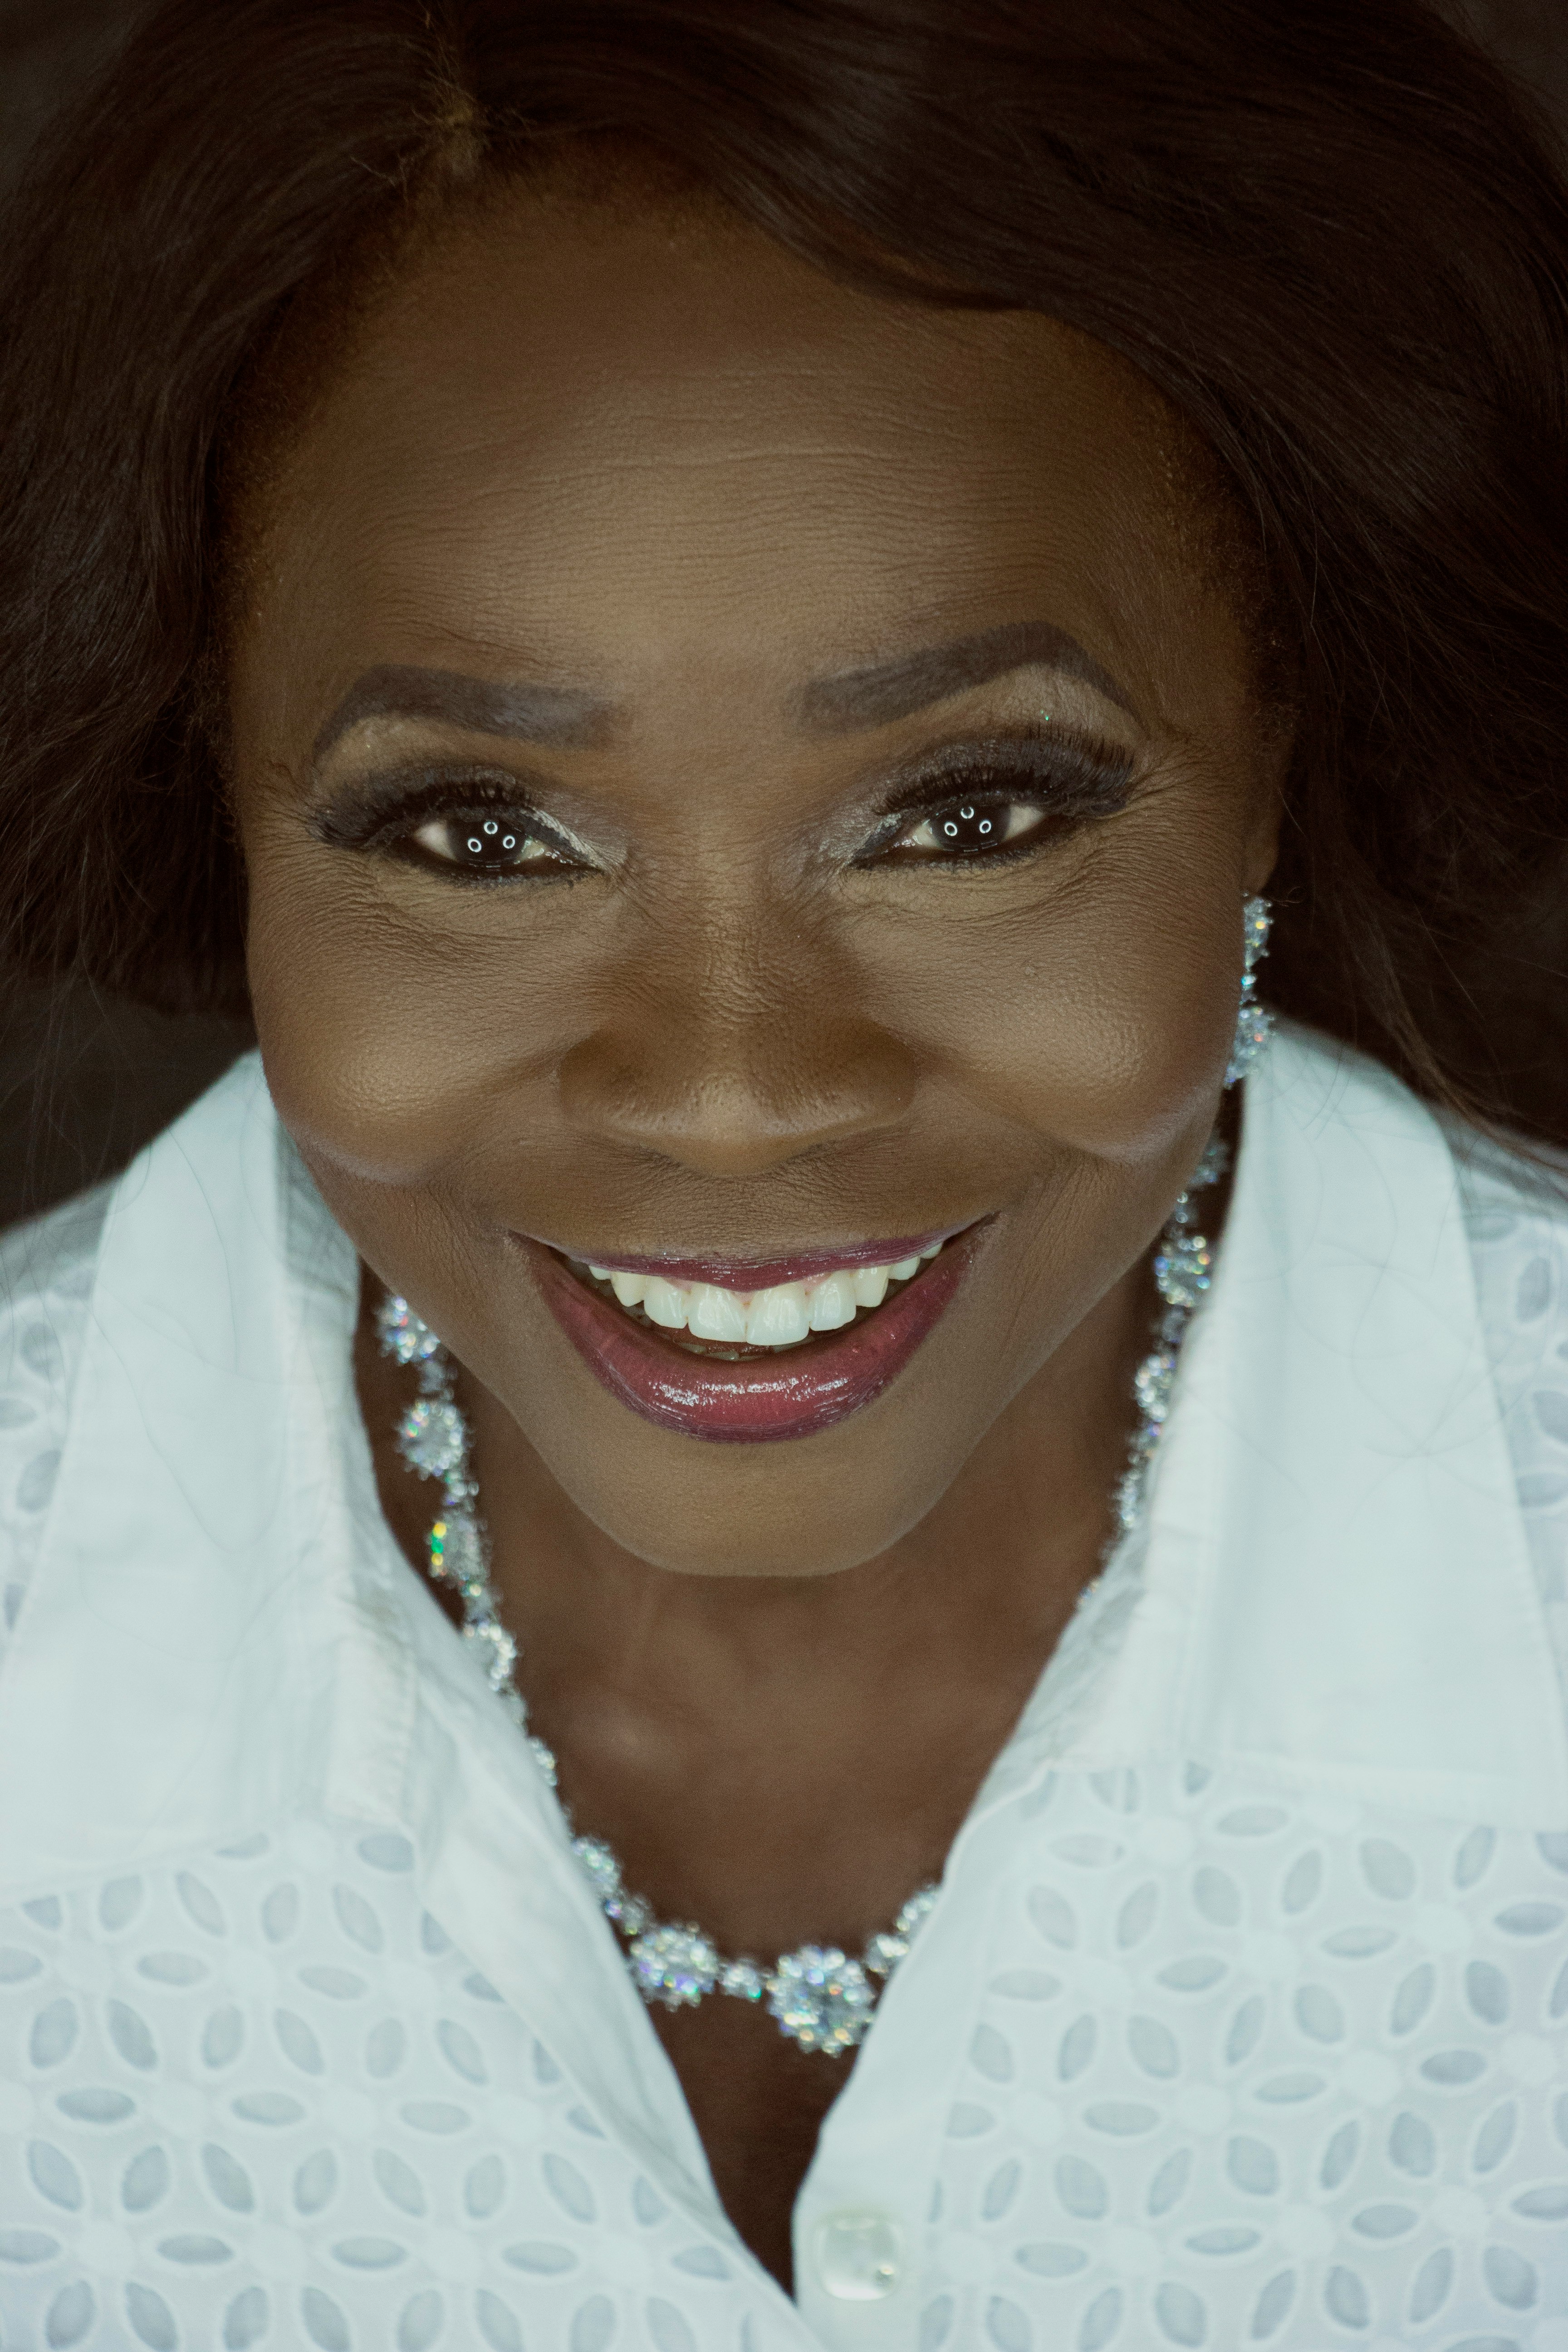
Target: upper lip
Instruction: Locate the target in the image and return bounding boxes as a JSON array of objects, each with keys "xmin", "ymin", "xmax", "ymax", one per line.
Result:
[{"xmin": 517, "ymin": 1221, "xmax": 980, "ymax": 1295}]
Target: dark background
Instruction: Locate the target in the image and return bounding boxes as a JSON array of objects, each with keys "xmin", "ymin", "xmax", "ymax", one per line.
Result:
[{"xmin": 1, "ymin": 0, "xmax": 1564, "ymax": 1230}]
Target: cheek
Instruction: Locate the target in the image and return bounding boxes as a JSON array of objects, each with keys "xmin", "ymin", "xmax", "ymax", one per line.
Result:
[
  {"xmin": 1020, "ymin": 900, "xmax": 1237, "ymax": 1158},
  {"xmin": 874, "ymin": 851, "xmax": 1243, "ymax": 1178},
  {"xmin": 240, "ymin": 833, "xmax": 563, "ymax": 1192}
]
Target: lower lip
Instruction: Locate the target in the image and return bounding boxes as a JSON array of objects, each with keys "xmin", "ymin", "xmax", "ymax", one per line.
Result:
[{"xmin": 524, "ymin": 1236, "xmax": 975, "ymax": 1444}]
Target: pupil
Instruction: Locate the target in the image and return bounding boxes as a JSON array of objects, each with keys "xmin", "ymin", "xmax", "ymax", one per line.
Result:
[
  {"xmin": 938, "ymin": 799, "xmax": 1008, "ymax": 853},
  {"xmin": 459, "ymin": 820, "xmax": 527, "ymax": 864}
]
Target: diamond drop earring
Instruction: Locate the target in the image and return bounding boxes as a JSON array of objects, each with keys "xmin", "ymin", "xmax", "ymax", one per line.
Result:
[{"xmin": 1225, "ymin": 896, "xmax": 1274, "ymax": 1087}]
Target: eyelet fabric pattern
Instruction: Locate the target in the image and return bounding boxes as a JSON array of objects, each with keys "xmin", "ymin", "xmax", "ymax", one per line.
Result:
[{"xmin": 0, "ymin": 1119, "xmax": 1565, "ymax": 2345}]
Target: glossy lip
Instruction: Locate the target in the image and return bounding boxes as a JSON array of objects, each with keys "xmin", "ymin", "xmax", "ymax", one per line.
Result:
[
  {"xmin": 523, "ymin": 1226, "xmax": 982, "ymax": 1443},
  {"xmin": 514, "ymin": 1225, "xmax": 966, "ymax": 1297}
]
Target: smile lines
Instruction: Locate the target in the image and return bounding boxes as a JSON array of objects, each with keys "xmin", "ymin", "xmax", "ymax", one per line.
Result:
[{"xmin": 573, "ymin": 1245, "xmax": 946, "ymax": 1350}]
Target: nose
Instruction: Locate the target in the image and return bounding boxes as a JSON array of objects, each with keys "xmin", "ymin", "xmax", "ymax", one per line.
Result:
[{"xmin": 555, "ymin": 917, "xmax": 918, "ymax": 1179}]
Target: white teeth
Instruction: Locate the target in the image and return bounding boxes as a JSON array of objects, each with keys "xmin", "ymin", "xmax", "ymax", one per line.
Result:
[
  {"xmin": 686, "ymin": 1283, "xmax": 750, "ymax": 1342},
  {"xmin": 745, "ymin": 1282, "xmax": 811, "ymax": 1347},
  {"xmin": 581, "ymin": 1235, "xmax": 951, "ymax": 1350},
  {"xmin": 807, "ymin": 1271, "xmax": 858, "ymax": 1332},
  {"xmin": 641, "ymin": 1275, "xmax": 688, "ymax": 1330}
]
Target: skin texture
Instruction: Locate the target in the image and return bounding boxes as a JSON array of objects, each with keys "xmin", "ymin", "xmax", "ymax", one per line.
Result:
[{"xmin": 227, "ymin": 181, "xmax": 1284, "ymax": 2288}]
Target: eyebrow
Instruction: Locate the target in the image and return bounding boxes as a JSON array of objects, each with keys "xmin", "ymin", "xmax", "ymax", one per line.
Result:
[
  {"xmin": 313, "ymin": 665, "xmax": 612, "ymax": 762},
  {"xmin": 794, "ymin": 620, "xmax": 1136, "ymax": 732},
  {"xmin": 314, "ymin": 618, "xmax": 1134, "ymax": 766}
]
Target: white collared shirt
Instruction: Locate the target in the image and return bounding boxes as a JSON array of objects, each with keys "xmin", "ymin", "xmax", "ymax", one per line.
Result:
[{"xmin": 0, "ymin": 1023, "xmax": 1566, "ymax": 2352}]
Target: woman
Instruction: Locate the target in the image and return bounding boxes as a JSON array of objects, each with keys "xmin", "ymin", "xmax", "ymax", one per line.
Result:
[{"xmin": 1, "ymin": 0, "xmax": 1567, "ymax": 2342}]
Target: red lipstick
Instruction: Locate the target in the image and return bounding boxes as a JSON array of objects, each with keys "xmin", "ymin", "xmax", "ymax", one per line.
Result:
[{"xmin": 523, "ymin": 1231, "xmax": 977, "ymax": 1443}]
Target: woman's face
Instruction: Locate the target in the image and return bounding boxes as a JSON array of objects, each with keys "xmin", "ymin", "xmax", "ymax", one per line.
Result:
[{"xmin": 229, "ymin": 183, "xmax": 1283, "ymax": 1578}]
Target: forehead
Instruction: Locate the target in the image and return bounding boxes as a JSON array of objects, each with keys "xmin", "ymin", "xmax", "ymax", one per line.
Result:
[{"xmin": 242, "ymin": 183, "xmax": 1230, "ymax": 707}]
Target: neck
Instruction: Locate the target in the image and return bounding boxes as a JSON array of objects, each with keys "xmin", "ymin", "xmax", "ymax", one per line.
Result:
[
  {"xmin": 355, "ymin": 1215, "xmax": 1164, "ymax": 1956},
  {"xmin": 465, "ymin": 1250, "xmax": 1147, "ymax": 1683}
]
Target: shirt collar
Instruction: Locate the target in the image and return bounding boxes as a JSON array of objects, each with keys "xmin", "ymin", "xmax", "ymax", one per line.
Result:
[
  {"xmin": 999, "ymin": 1022, "xmax": 1568, "ymax": 1828},
  {"xmin": 0, "ymin": 1058, "xmax": 380, "ymax": 1892},
  {"xmin": 1, "ymin": 1019, "xmax": 1563, "ymax": 1913},
  {"xmin": 0, "ymin": 1054, "xmax": 726, "ymax": 2215}
]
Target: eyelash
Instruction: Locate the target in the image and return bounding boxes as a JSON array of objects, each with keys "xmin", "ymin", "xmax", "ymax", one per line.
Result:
[
  {"xmin": 856, "ymin": 743, "xmax": 1132, "ymax": 870},
  {"xmin": 408, "ymin": 805, "xmax": 582, "ymax": 880},
  {"xmin": 314, "ymin": 779, "xmax": 590, "ymax": 883},
  {"xmin": 321, "ymin": 739, "xmax": 1132, "ymax": 886}
]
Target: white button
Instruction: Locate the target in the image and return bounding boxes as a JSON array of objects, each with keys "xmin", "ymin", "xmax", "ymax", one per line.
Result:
[{"xmin": 812, "ymin": 2209, "xmax": 904, "ymax": 2301}]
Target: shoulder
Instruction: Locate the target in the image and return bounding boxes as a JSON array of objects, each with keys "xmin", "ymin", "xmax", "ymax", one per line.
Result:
[
  {"xmin": 1449, "ymin": 1121, "xmax": 1568, "ymax": 1389},
  {"xmin": 0, "ymin": 1181, "xmax": 113, "ymax": 1660},
  {"xmin": 1446, "ymin": 1121, "xmax": 1568, "ymax": 1627},
  {"xmin": 0, "ymin": 1178, "xmax": 113, "ymax": 1381}
]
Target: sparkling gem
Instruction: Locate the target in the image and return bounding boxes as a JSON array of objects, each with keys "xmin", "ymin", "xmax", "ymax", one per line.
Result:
[
  {"xmin": 465, "ymin": 1618, "xmax": 517, "ymax": 1690},
  {"xmin": 768, "ymin": 1946, "xmax": 876, "ymax": 2055},
  {"xmin": 374, "ymin": 1069, "xmax": 1223, "ymax": 2066},
  {"xmin": 433, "ymin": 1513, "xmax": 483, "ymax": 1586},
  {"xmin": 1243, "ymin": 897, "xmax": 1273, "ymax": 963},
  {"xmin": 1225, "ymin": 897, "xmax": 1274, "ymax": 1086},
  {"xmin": 573, "ymin": 1838, "xmax": 622, "ymax": 1901},
  {"xmin": 896, "ymin": 1886, "xmax": 939, "ymax": 1940},
  {"xmin": 630, "ymin": 1925, "xmax": 720, "ymax": 2009},
  {"xmin": 376, "ymin": 1294, "xmax": 442, "ymax": 1364},
  {"xmin": 1226, "ymin": 999, "xmax": 1274, "ymax": 1085},
  {"xmin": 1116, "ymin": 1469, "xmax": 1144, "ymax": 1530},
  {"xmin": 398, "ymin": 1396, "xmax": 465, "ymax": 1480},
  {"xmin": 1194, "ymin": 1136, "xmax": 1230, "ymax": 1190},
  {"xmin": 1153, "ymin": 1235, "xmax": 1212, "ymax": 1309},
  {"xmin": 1133, "ymin": 1349, "xmax": 1176, "ymax": 1420}
]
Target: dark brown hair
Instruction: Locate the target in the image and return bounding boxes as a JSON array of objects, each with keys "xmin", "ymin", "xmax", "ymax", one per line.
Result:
[{"xmin": 2, "ymin": 0, "xmax": 1567, "ymax": 1135}]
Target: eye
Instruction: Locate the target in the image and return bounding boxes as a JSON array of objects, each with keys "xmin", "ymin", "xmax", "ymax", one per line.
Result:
[
  {"xmin": 881, "ymin": 794, "xmax": 1055, "ymax": 862},
  {"xmin": 405, "ymin": 810, "xmax": 583, "ymax": 877}
]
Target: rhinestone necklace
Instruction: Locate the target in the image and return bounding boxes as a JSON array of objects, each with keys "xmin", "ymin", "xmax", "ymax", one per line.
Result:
[{"xmin": 373, "ymin": 1133, "xmax": 1228, "ymax": 2058}]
